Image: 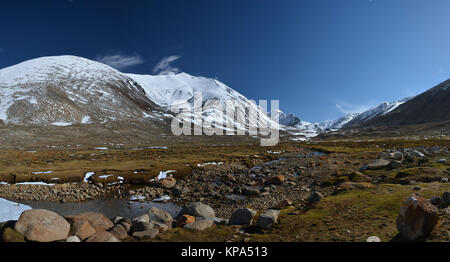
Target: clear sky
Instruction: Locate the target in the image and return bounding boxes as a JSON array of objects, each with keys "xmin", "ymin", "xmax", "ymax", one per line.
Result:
[{"xmin": 1, "ymin": 0, "xmax": 450, "ymax": 122}]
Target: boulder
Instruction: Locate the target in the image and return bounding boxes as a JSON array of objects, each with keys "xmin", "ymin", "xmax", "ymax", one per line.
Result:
[
  {"xmin": 229, "ymin": 208, "xmax": 257, "ymax": 226},
  {"xmin": 172, "ymin": 185, "xmax": 189, "ymax": 197},
  {"xmin": 158, "ymin": 177, "xmax": 177, "ymax": 189},
  {"xmin": 438, "ymin": 159, "xmax": 447, "ymax": 164},
  {"xmin": 441, "ymin": 192, "xmax": 450, "ymax": 208},
  {"xmin": 183, "ymin": 220, "xmax": 214, "ymax": 231},
  {"xmin": 368, "ymin": 159, "xmax": 390, "ymax": 170},
  {"xmin": 65, "ymin": 215, "xmax": 97, "ymax": 241},
  {"xmin": 359, "ymin": 165, "xmax": 369, "ymax": 171},
  {"xmin": 178, "ymin": 202, "xmax": 215, "ymax": 219},
  {"xmin": 366, "ymin": 236, "xmax": 381, "ymax": 242},
  {"xmin": 256, "ymin": 209, "xmax": 280, "ymax": 229},
  {"xmin": 389, "ymin": 160, "xmax": 403, "ymax": 169},
  {"xmin": 177, "ymin": 215, "xmax": 195, "ymax": 227},
  {"xmin": 119, "ymin": 221, "xmax": 131, "ymax": 233},
  {"xmin": 404, "ymin": 153, "xmax": 415, "ymax": 163},
  {"xmin": 112, "ymin": 216, "xmax": 124, "ymax": 224},
  {"xmin": 131, "ymin": 228, "xmax": 159, "ymax": 239},
  {"xmin": 396, "ymin": 194, "xmax": 439, "ymax": 241},
  {"xmin": 15, "ymin": 209, "xmax": 70, "ymax": 242},
  {"xmin": 411, "ymin": 150, "xmax": 425, "ymax": 158},
  {"xmin": 73, "ymin": 212, "xmax": 114, "ymax": 232},
  {"xmin": 147, "ymin": 207, "xmax": 173, "ymax": 228},
  {"xmin": 151, "ymin": 221, "xmax": 169, "ymax": 233},
  {"xmin": 429, "ymin": 196, "xmax": 441, "ymax": 206},
  {"xmin": 266, "ymin": 175, "xmax": 285, "ymax": 185},
  {"xmin": 130, "ymin": 221, "xmax": 154, "ymax": 234},
  {"xmin": 85, "ymin": 231, "xmax": 120, "ymax": 242},
  {"xmin": 307, "ymin": 191, "xmax": 323, "ymax": 203},
  {"xmin": 271, "ymin": 199, "xmax": 293, "ymax": 210},
  {"xmin": 107, "ymin": 224, "xmax": 128, "ymax": 240},
  {"xmin": 132, "ymin": 214, "xmax": 150, "ymax": 223},
  {"xmin": 391, "ymin": 152, "xmax": 403, "ymax": 160},
  {"xmin": 66, "ymin": 236, "xmax": 81, "ymax": 242},
  {"xmin": 242, "ymin": 186, "xmax": 260, "ymax": 196},
  {"xmin": 441, "ymin": 178, "xmax": 448, "ymax": 183}
]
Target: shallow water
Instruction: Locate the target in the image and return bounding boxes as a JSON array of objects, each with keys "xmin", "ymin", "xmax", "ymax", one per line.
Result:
[
  {"xmin": 250, "ymin": 158, "xmax": 287, "ymax": 171},
  {"xmin": 17, "ymin": 198, "xmax": 182, "ymax": 219}
]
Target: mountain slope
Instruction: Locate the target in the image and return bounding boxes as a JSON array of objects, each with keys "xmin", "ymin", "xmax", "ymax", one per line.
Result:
[
  {"xmin": 360, "ymin": 79, "xmax": 450, "ymax": 126},
  {"xmin": 127, "ymin": 72, "xmax": 282, "ymax": 132},
  {"xmin": 315, "ymin": 113, "xmax": 359, "ymax": 131},
  {"xmin": 0, "ymin": 56, "xmax": 283, "ymax": 135},
  {"xmin": 268, "ymin": 110, "xmax": 301, "ymax": 127},
  {"xmin": 0, "ymin": 56, "xmax": 157, "ymax": 125},
  {"xmin": 343, "ymin": 97, "xmax": 412, "ymax": 128}
]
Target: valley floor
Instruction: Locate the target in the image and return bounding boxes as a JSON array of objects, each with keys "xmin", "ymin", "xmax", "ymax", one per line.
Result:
[{"xmin": 0, "ymin": 137, "xmax": 449, "ymax": 242}]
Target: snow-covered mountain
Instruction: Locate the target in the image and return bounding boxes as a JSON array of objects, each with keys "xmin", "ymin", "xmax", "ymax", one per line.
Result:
[
  {"xmin": 265, "ymin": 110, "xmax": 317, "ymax": 140},
  {"xmin": 268, "ymin": 110, "xmax": 301, "ymax": 127},
  {"xmin": 343, "ymin": 97, "xmax": 412, "ymax": 128},
  {"xmin": 315, "ymin": 113, "xmax": 359, "ymax": 132},
  {"xmin": 360, "ymin": 80, "xmax": 450, "ymax": 126},
  {"xmin": 0, "ymin": 56, "xmax": 157, "ymax": 125},
  {"xmin": 0, "ymin": 55, "xmax": 284, "ymax": 134},
  {"xmin": 312, "ymin": 97, "xmax": 413, "ymax": 132},
  {"xmin": 126, "ymin": 72, "xmax": 281, "ymax": 132}
]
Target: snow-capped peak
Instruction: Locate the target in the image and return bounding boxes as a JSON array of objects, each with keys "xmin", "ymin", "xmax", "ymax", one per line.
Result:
[{"xmin": 344, "ymin": 97, "xmax": 413, "ymax": 127}]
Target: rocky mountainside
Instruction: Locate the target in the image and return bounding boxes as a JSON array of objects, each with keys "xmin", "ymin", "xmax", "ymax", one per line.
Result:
[
  {"xmin": 343, "ymin": 97, "xmax": 412, "ymax": 128},
  {"xmin": 268, "ymin": 110, "xmax": 301, "ymax": 127},
  {"xmin": 359, "ymin": 79, "xmax": 450, "ymax": 127},
  {"xmin": 0, "ymin": 56, "xmax": 159, "ymax": 125}
]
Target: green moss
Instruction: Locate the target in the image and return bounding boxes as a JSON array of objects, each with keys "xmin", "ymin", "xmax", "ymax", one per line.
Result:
[{"xmin": 2, "ymin": 227, "xmax": 25, "ymax": 242}]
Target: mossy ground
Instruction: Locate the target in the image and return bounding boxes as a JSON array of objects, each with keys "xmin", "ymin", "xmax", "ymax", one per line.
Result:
[
  {"xmin": 0, "ymin": 142, "xmax": 304, "ymax": 185},
  {"xmin": 145, "ymin": 183, "xmax": 449, "ymax": 242}
]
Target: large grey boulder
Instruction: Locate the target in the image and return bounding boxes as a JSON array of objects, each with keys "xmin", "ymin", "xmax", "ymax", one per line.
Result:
[
  {"xmin": 389, "ymin": 160, "xmax": 403, "ymax": 169},
  {"xmin": 368, "ymin": 159, "xmax": 390, "ymax": 170},
  {"xmin": 307, "ymin": 191, "xmax": 323, "ymax": 203},
  {"xmin": 132, "ymin": 214, "xmax": 150, "ymax": 223},
  {"xmin": 107, "ymin": 224, "xmax": 128, "ymax": 240},
  {"xmin": 183, "ymin": 220, "xmax": 214, "ymax": 231},
  {"xmin": 256, "ymin": 209, "xmax": 280, "ymax": 229},
  {"xmin": 85, "ymin": 231, "xmax": 120, "ymax": 242},
  {"xmin": 229, "ymin": 208, "xmax": 257, "ymax": 226},
  {"xmin": 15, "ymin": 209, "xmax": 70, "ymax": 242},
  {"xmin": 391, "ymin": 152, "xmax": 403, "ymax": 160},
  {"xmin": 70, "ymin": 212, "xmax": 114, "ymax": 232},
  {"xmin": 65, "ymin": 215, "xmax": 97, "ymax": 241},
  {"xmin": 147, "ymin": 207, "xmax": 173, "ymax": 228},
  {"xmin": 178, "ymin": 202, "xmax": 215, "ymax": 219}
]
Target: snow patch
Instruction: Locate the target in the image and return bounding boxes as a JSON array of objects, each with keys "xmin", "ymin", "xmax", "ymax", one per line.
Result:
[
  {"xmin": 0, "ymin": 198, "xmax": 32, "ymax": 222},
  {"xmin": 51, "ymin": 122, "xmax": 72, "ymax": 127}
]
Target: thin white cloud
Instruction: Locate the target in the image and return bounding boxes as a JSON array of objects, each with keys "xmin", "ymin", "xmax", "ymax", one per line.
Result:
[
  {"xmin": 96, "ymin": 54, "xmax": 144, "ymax": 70},
  {"xmin": 335, "ymin": 101, "xmax": 374, "ymax": 115},
  {"xmin": 153, "ymin": 55, "xmax": 181, "ymax": 75}
]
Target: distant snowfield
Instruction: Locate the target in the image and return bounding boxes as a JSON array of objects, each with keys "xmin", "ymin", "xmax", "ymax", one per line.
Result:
[{"xmin": 0, "ymin": 198, "xmax": 31, "ymax": 222}]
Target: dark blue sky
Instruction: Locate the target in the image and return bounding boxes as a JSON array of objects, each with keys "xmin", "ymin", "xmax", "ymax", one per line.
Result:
[{"xmin": 1, "ymin": 0, "xmax": 450, "ymax": 122}]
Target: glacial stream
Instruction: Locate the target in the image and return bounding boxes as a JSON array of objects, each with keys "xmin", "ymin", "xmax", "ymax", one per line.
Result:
[{"xmin": 16, "ymin": 198, "xmax": 182, "ymax": 219}]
